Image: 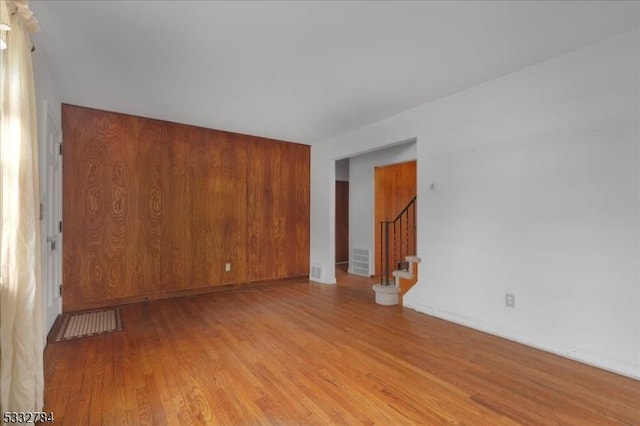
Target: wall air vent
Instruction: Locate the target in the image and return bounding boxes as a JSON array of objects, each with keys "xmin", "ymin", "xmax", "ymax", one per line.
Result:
[
  {"xmin": 351, "ymin": 248, "xmax": 370, "ymax": 276},
  {"xmin": 310, "ymin": 264, "xmax": 323, "ymax": 281}
]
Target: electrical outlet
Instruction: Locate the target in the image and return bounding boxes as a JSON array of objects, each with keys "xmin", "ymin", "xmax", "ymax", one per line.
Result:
[
  {"xmin": 225, "ymin": 262, "xmax": 231, "ymax": 272},
  {"xmin": 505, "ymin": 293, "xmax": 515, "ymax": 308}
]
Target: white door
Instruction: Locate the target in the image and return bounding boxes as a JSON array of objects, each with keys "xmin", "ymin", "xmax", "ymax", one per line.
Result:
[{"xmin": 41, "ymin": 101, "xmax": 62, "ymax": 337}]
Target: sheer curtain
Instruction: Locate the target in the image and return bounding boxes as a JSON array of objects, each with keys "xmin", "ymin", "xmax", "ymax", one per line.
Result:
[{"xmin": 0, "ymin": 0, "xmax": 43, "ymax": 412}]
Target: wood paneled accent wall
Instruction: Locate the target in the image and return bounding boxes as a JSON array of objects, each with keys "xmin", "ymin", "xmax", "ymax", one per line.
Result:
[{"xmin": 62, "ymin": 104, "xmax": 309, "ymax": 311}]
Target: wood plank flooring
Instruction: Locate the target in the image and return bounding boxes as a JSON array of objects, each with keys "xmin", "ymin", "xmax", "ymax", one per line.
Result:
[{"xmin": 44, "ymin": 272, "xmax": 640, "ymax": 425}]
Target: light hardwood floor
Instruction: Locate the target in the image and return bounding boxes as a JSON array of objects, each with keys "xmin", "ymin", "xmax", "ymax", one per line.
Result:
[{"xmin": 44, "ymin": 272, "xmax": 640, "ymax": 425}]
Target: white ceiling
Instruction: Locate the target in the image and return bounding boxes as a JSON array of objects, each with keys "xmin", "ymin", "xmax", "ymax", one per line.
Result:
[{"xmin": 30, "ymin": 1, "xmax": 639, "ymax": 144}]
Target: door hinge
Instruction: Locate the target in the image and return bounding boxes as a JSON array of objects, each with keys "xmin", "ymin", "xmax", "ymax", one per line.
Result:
[
  {"xmin": 59, "ymin": 284, "xmax": 62, "ymax": 297},
  {"xmin": 59, "ymin": 221, "xmax": 62, "ymax": 233},
  {"xmin": 39, "ymin": 202, "xmax": 44, "ymax": 221},
  {"xmin": 59, "ymin": 143, "xmax": 62, "ymax": 155}
]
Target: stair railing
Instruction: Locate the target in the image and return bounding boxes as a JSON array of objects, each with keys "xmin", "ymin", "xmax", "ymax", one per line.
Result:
[{"xmin": 379, "ymin": 196, "xmax": 416, "ymax": 285}]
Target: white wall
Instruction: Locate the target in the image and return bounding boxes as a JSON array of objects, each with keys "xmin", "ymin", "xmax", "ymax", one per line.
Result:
[
  {"xmin": 335, "ymin": 158, "xmax": 350, "ymax": 181},
  {"xmin": 348, "ymin": 142, "xmax": 416, "ymax": 274},
  {"xmin": 33, "ymin": 48, "xmax": 61, "ymax": 129},
  {"xmin": 310, "ymin": 30, "xmax": 640, "ymax": 379}
]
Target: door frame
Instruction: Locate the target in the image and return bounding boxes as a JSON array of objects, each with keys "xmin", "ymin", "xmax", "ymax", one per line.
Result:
[
  {"xmin": 40, "ymin": 99, "xmax": 62, "ymax": 341},
  {"xmin": 374, "ymin": 159, "xmax": 417, "ymax": 276}
]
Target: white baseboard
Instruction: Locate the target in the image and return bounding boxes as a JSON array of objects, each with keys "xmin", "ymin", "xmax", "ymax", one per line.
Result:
[
  {"xmin": 309, "ymin": 276, "xmax": 336, "ymax": 285},
  {"xmin": 404, "ymin": 302, "xmax": 640, "ymax": 381}
]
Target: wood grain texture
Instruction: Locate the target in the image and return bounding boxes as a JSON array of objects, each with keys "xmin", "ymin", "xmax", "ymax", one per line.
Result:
[
  {"xmin": 335, "ymin": 181, "xmax": 349, "ymax": 263},
  {"xmin": 246, "ymin": 138, "xmax": 310, "ymax": 282},
  {"xmin": 399, "ymin": 263, "xmax": 418, "ymax": 306},
  {"xmin": 63, "ymin": 105, "xmax": 309, "ymax": 311},
  {"xmin": 159, "ymin": 122, "xmax": 193, "ymax": 291},
  {"xmin": 374, "ymin": 160, "xmax": 417, "ymax": 275},
  {"xmin": 44, "ymin": 272, "xmax": 640, "ymax": 425}
]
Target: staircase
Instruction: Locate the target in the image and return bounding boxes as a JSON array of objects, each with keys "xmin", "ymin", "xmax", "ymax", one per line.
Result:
[
  {"xmin": 372, "ymin": 197, "xmax": 420, "ymax": 306},
  {"xmin": 373, "ymin": 255, "xmax": 421, "ymax": 305}
]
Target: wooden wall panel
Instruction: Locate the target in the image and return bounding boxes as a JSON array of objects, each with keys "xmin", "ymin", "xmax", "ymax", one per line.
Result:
[
  {"xmin": 335, "ymin": 181, "xmax": 349, "ymax": 263},
  {"xmin": 214, "ymin": 132, "xmax": 249, "ymax": 285},
  {"xmin": 160, "ymin": 122, "xmax": 193, "ymax": 291},
  {"xmin": 290, "ymin": 143, "xmax": 311, "ymax": 276},
  {"xmin": 246, "ymin": 139, "xmax": 310, "ymax": 281},
  {"xmin": 63, "ymin": 107, "xmax": 166, "ymax": 305},
  {"xmin": 63, "ymin": 104, "xmax": 309, "ymax": 311},
  {"xmin": 137, "ymin": 118, "xmax": 164, "ymax": 294}
]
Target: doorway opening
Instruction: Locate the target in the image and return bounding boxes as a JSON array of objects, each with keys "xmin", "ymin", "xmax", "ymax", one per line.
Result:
[
  {"xmin": 335, "ymin": 158, "xmax": 349, "ymax": 272},
  {"xmin": 374, "ymin": 160, "xmax": 417, "ymax": 280}
]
